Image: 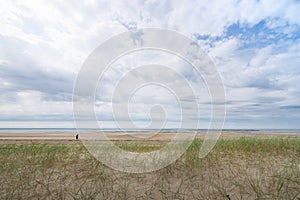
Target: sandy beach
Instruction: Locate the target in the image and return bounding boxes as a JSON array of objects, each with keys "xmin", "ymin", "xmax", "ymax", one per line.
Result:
[
  {"xmin": 1, "ymin": 129, "xmax": 299, "ymax": 199},
  {"xmin": 0, "ymin": 129, "xmax": 299, "ymax": 143}
]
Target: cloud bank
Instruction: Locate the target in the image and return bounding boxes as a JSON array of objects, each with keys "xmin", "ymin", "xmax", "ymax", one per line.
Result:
[{"xmin": 0, "ymin": 0, "xmax": 300, "ymax": 129}]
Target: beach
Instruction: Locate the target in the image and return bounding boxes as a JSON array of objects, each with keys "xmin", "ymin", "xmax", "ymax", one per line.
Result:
[
  {"xmin": 0, "ymin": 129, "xmax": 299, "ymax": 143},
  {"xmin": 0, "ymin": 129, "xmax": 299, "ymax": 199}
]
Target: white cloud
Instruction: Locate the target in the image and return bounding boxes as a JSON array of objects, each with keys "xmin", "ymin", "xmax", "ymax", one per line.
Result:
[
  {"xmin": 0, "ymin": 0, "xmax": 299, "ymax": 128},
  {"xmin": 0, "ymin": 90, "xmax": 72, "ymax": 120},
  {"xmin": 208, "ymin": 36, "xmax": 300, "ymax": 126}
]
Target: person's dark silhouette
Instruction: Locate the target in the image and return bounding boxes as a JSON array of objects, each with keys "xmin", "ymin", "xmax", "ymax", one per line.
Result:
[{"xmin": 75, "ymin": 134, "xmax": 79, "ymax": 140}]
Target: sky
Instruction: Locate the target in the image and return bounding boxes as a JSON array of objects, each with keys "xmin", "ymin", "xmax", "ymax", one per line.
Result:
[{"xmin": 0, "ymin": 0, "xmax": 300, "ymax": 129}]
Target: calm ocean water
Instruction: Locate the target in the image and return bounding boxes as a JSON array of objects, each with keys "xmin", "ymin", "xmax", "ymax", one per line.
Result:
[
  {"xmin": 0, "ymin": 128, "xmax": 299, "ymax": 135},
  {"xmin": 0, "ymin": 128, "xmax": 201, "ymax": 132}
]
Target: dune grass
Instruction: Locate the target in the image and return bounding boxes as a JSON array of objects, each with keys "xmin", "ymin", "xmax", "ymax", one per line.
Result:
[{"xmin": 0, "ymin": 137, "xmax": 299, "ymax": 199}]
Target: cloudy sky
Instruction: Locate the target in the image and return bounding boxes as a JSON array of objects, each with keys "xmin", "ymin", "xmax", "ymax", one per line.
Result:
[{"xmin": 0, "ymin": 0, "xmax": 300, "ymax": 129}]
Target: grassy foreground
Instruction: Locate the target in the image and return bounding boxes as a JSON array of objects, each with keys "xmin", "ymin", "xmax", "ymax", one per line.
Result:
[{"xmin": 0, "ymin": 137, "xmax": 299, "ymax": 199}]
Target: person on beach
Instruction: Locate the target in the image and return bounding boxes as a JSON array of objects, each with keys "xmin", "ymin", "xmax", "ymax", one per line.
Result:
[{"xmin": 76, "ymin": 134, "xmax": 79, "ymax": 140}]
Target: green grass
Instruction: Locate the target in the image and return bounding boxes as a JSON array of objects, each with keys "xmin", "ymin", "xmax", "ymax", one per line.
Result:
[
  {"xmin": 115, "ymin": 141, "xmax": 164, "ymax": 152},
  {"xmin": 0, "ymin": 137, "xmax": 299, "ymax": 199}
]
